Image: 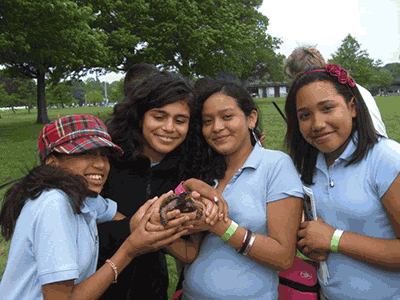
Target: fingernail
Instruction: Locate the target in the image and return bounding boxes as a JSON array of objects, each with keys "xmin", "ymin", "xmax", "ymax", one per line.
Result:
[{"xmin": 213, "ymin": 196, "xmax": 218, "ymax": 203}]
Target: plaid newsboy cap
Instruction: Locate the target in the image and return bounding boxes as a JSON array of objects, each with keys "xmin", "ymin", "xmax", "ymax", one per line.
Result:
[{"xmin": 38, "ymin": 114, "xmax": 123, "ymax": 163}]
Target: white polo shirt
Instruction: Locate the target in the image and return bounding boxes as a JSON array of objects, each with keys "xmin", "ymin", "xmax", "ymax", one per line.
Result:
[{"xmin": 0, "ymin": 189, "xmax": 117, "ymax": 300}]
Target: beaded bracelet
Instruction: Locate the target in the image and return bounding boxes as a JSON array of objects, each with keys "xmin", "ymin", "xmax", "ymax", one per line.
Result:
[
  {"xmin": 220, "ymin": 220, "xmax": 238, "ymax": 242},
  {"xmin": 330, "ymin": 229, "xmax": 344, "ymax": 253},
  {"xmin": 243, "ymin": 232, "xmax": 256, "ymax": 256},
  {"xmin": 105, "ymin": 259, "xmax": 118, "ymax": 283}
]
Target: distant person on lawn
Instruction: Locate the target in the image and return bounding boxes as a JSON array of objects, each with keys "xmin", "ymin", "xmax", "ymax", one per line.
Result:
[{"xmin": 284, "ymin": 45, "xmax": 388, "ymax": 138}]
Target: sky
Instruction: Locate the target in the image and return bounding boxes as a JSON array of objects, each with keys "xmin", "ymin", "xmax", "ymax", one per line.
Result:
[
  {"xmin": 259, "ymin": 0, "xmax": 400, "ymax": 64},
  {"xmin": 98, "ymin": 0, "xmax": 400, "ymax": 83}
]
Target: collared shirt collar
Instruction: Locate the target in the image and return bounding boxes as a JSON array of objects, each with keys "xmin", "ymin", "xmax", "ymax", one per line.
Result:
[
  {"xmin": 240, "ymin": 142, "xmax": 263, "ymax": 170},
  {"xmin": 212, "ymin": 143, "xmax": 263, "ymax": 187},
  {"xmin": 316, "ymin": 132, "xmax": 358, "ymax": 170}
]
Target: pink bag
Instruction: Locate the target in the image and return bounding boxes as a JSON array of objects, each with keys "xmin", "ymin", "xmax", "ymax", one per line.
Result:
[{"xmin": 278, "ymin": 257, "xmax": 320, "ymax": 300}]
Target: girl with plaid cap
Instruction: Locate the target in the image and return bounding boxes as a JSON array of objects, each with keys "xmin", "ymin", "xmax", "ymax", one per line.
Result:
[
  {"xmin": 0, "ymin": 114, "xmax": 192, "ymax": 300},
  {"xmin": 285, "ymin": 65, "xmax": 400, "ymax": 300}
]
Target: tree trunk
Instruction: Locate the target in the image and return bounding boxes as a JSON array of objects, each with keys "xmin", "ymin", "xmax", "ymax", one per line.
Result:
[
  {"xmin": 36, "ymin": 70, "xmax": 49, "ymax": 124},
  {"xmin": 27, "ymin": 96, "xmax": 31, "ymax": 114}
]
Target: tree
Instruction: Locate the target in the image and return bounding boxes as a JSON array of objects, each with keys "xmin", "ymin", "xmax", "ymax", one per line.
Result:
[
  {"xmin": 71, "ymin": 80, "xmax": 86, "ymax": 105},
  {"xmin": 384, "ymin": 63, "xmax": 400, "ymax": 82},
  {"xmin": 86, "ymin": 90, "xmax": 104, "ymax": 105},
  {"xmin": 0, "ymin": 72, "xmax": 35, "ymax": 112},
  {"xmin": 0, "ymin": 0, "xmax": 108, "ymax": 123},
  {"xmin": 47, "ymin": 81, "xmax": 75, "ymax": 108},
  {"xmin": 83, "ymin": 0, "xmax": 282, "ymax": 80},
  {"xmin": 108, "ymin": 79, "xmax": 124, "ymax": 103},
  {"xmin": 374, "ymin": 68, "xmax": 393, "ymax": 90},
  {"xmin": 328, "ymin": 34, "xmax": 375, "ymax": 87},
  {"xmin": 0, "ymin": 83, "xmax": 23, "ymax": 113}
]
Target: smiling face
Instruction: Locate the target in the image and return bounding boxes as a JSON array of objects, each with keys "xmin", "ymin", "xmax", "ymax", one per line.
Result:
[
  {"xmin": 296, "ymin": 81, "xmax": 356, "ymax": 165},
  {"xmin": 142, "ymin": 100, "xmax": 190, "ymax": 163},
  {"xmin": 49, "ymin": 148, "xmax": 111, "ymax": 194},
  {"xmin": 202, "ymin": 92, "xmax": 257, "ymax": 158}
]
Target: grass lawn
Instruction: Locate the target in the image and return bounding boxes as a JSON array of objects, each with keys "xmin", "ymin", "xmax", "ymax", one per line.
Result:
[{"xmin": 1, "ymin": 96, "xmax": 400, "ymax": 299}]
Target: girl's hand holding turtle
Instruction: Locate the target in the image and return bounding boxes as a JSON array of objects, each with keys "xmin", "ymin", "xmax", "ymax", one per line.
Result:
[
  {"xmin": 145, "ymin": 191, "xmax": 197, "ymax": 231},
  {"xmin": 183, "ymin": 178, "xmax": 229, "ymax": 223},
  {"xmin": 123, "ymin": 198, "xmax": 192, "ymax": 256}
]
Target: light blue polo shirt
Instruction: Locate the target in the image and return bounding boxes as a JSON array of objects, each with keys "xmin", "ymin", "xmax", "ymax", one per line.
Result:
[
  {"xmin": 307, "ymin": 137, "xmax": 400, "ymax": 300},
  {"xmin": 0, "ymin": 189, "xmax": 117, "ymax": 300},
  {"xmin": 182, "ymin": 143, "xmax": 303, "ymax": 300}
]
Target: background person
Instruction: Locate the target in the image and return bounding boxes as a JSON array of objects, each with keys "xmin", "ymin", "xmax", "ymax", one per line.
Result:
[
  {"xmin": 0, "ymin": 114, "xmax": 190, "ymax": 300},
  {"xmin": 284, "ymin": 45, "xmax": 388, "ymax": 138},
  {"xmin": 285, "ymin": 64, "xmax": 400, "ymax": 300}
]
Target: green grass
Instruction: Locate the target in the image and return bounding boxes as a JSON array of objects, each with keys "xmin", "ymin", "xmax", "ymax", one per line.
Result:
[{"xmin": 1, "ymin": 97, "xmax": 400, "ymax": 299}]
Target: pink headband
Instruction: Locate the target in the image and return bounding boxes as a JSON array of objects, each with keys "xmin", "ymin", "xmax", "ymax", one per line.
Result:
[{"xmin": 303, "ymin": 63, "xmax": 356, "ymax": 87}]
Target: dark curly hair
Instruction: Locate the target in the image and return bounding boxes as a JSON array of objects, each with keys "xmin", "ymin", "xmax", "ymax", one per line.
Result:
[
  {"xmin": 192, "ymin": 79, "xmax": 262, "ymax": 184},
  {"xmin": 124, "ymin": 63, "xmax": 160, "ymax": 97},
  {"xmin": 107, "ymin": 72, "xmax": 196, "ymax": 160},
  {"xmin": 285, "ymin": 67, "xmax": 378, "ymax": 185},
  {"xmin": 0, "ymin": 164, "xmax": 95, "ymax": 241}
]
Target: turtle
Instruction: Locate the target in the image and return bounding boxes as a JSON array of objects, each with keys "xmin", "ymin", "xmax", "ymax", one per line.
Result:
[{"xmin": 159, "ymin": 192, "xmax": 203, "ymax": 226}]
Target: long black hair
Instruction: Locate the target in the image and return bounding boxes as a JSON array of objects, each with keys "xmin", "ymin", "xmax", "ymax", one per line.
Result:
[
  {"xmin": 285, "ymin": 67, "xmax": 378, "ymax": 185},
  {"xmin": 191, "ymin": 79, "xmax": 262, "ymax": 184},
  {"xmin": 0, "ymin": 163, "xmax": 95, "ymax": 241},
  {"xmin": 107, "ymin": 72, "xmax": 196, "ymax": 161}
]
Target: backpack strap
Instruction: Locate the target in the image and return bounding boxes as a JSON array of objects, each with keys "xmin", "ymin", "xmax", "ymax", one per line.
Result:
[{"xmin": 279, "ymin": 276, "xmax": 320, "ymax": 293}]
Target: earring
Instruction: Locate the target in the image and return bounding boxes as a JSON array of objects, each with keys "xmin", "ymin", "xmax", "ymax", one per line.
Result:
[{"xmin": 252, "ymin": 129, "xmax": 262, "ymax": 146}]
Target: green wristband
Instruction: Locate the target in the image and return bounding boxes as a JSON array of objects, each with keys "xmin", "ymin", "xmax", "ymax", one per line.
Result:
[
  {"xmin": 220, "ymin": 220, "xmax": 238, "ymax": 242},
  {"xmin": 296, "ymin": 249, "xmax": 315, "ymax": 261},
  {"xmin": 330, "ymin": 229, "xmax": 344, "ymax": 252}
]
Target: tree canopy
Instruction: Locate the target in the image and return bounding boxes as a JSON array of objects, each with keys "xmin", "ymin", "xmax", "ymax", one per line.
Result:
[
  {"xmin": 0, "ymin": 0, "xmax": 107, "ymax": 123},
  {"xmin": 82, "ymin": 0, "xmax": 283, "ymax": 79},
  {"xmin": 328, "ymin": 34, "xmax": 375, "ymax": 87},
  {"xmin": 1, "ymin": 0, "xmax": 283, "ymax": 121},
  {"xmin": 329, "ymin": 34, "xmax": 394, "ymax": 90}
]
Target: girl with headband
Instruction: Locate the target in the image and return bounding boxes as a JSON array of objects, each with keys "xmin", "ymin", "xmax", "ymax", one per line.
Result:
[
  {"xmin": 0, "ymin": 114, "xmax": 191, "ymax": 300},
  {"xmin": 285, "ymin": 64, "xmax": 400, "ymax": 300}
]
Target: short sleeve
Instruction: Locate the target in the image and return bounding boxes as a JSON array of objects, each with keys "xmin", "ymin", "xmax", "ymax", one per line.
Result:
[
  {"xmin": 33, "ymin": 190, "xmax": 80, "ymax": 285},
  {"xmin": 265, "ymin": 153, "xmax": 304, "ymax": 203},
  {"xmin": 85, "ymin": 195, "xmax": 118, "ymax": 224},
  {"xmin": 96, "ymin": 197, "xmax": 118, "ymax": 224},
  {"xmin": 371, "ymin": 139, "xmax": 400, "ymax": 198}
]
